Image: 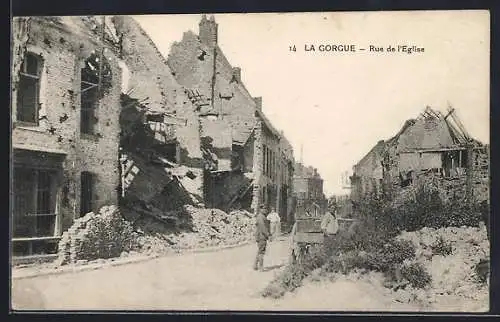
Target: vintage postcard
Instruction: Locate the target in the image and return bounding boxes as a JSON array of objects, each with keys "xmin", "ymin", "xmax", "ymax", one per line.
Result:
[{"xmin": 10, "ymin": 10, "xmax": 490, "ymax": 312}]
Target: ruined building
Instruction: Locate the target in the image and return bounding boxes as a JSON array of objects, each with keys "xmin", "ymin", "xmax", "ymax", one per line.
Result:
[
  {"xmin": 10, "ymin": 14, "xmax": 298, "ymax": 258},
  {"xmin": 292, "ymin": 163, "xmax": 327, "ymax": 221},
  {"xmin": 350, "ymin": 107, "xmax": 490, "ymax": 206},
  {"xmin": 110, "ymin": 16, "xmax": 205, "ymax": 219},
  {"xmin": 350, "ymin": 140, "xmax": 385, "ymax": 202},
  {"xmin": 11, "ymin": 17, "xmax": 122, "ymax": 257},
  {"xmin": 167, "ymin": 15, "xmax": 295, "ymax": 221}
]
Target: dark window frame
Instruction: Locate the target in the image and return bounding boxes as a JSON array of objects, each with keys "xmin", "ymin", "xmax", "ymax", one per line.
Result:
[
  {"xmin": 80, "ymin": 52, "xmax": 107, "ymax": 136},
  {"xmin": 80, "ymin": 75, "xmax": 99, "ymax": 135},
  {"xmin": 13, "ymin": 167, "xmax": 58, "ymax": 238},
  {"xmin": 16, "ymin": 52, "xmax": 43, "ymax": 125}
]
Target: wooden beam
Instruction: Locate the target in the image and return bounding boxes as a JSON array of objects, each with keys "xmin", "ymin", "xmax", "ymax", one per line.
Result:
[
  {"xmin": 13, "ymin": 236, "xmax": 61, "ymax": 242},
  {"xmin": 444, "ymin": 107, "xmax": 455, "ymax": 120}
]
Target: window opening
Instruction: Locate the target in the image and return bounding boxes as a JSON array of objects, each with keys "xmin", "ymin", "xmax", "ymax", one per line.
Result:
[
  {"xmin": 80, "ymin": 17, "xmax": 112, "ymax": 135},
  {"xmin": 13, "ymin": 167, "xmax": 57, "ymax": 238},
  {"xmin": 17, "ymin": 53, "xmax": 42, "ymax": 124}
]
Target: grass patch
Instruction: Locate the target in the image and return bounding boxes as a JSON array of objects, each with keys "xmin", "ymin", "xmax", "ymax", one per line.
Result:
[
  {"xmin": 400, "ymin": 262, "xmax": 432, "ymax": 289},
  {"xmin": 431, "ymin": 236, "xmax": 453, "ymax": 256}
]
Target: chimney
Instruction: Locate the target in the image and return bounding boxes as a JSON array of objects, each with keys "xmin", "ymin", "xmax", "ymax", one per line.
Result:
[
  {"xmin": 254, "ymin": 97, "xmax": 262, "ymax": 110},
  {"xmin": 199, "ymin": 14, "xmax": 218, "ymax": 47},
  {"xmin": 232, "ymin": 67, "xmax": 241, "ymax": 83}
]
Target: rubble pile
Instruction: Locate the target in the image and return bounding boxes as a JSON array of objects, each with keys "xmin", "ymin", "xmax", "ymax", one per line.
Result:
[
  {"xmin": 55, "ymin": 204, "xmax": 255, "ymax": 265},
  {"xmin": 394, "ymin": 225, "xmax": 490, "ymax": 307},
  {"xmin": 291, "ymin": 224, "xmax": 490, "ymax": 311},
  {"xmin": 57, "ymin": 205, "xmax": 138, "ymax": 265},
  {"xmin": 186, "ymin": 206, "xmax": 255, "ymax": 247},
  {"xmin": 135, "ymin": 205, "xmax": 255, "ymax": 254}
]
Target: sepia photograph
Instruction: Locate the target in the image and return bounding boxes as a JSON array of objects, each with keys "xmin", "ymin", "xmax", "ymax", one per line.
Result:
[{"xmin": 10, "ymin": 10, "xmax": 490, "ymax": 312}]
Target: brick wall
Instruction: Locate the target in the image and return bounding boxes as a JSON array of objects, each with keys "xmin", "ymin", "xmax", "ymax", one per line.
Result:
[
  {"xmin": 242, "ymin": 132, "xmax": 255, "ymax": 173},
  {"xmin": 167, "ymin": 25, "xmax": 257, "ymax": 147},
  {"xmin": 200, "ymin": 118, "xmax": 232, "ymax": 171},
  {"xmin": 251, "ymin": 120, "xmax": 263, "ymax": 212},
  {"xmin": 253, "ymin": 121, "xmax": 295, "ymax": 215},
  {"xmin": 168, "ymin": 15, "xmax": 296, "ymax": 214},
  {"xmin": 205, "ymin": 171, "xmax": 252, "ymax": 210},
  {"xmin": 382, "ymin": 144, "xmax": 489, "ymax": 206},
  {"xmin": 471, "ymin": 146, "xmax": 489, "ymax": 203},
  {"xmin": 111, "ymin": 16, "xmax": 203, "ymax": 167},
  {"xmin": 11, "ymin": 17, "xmax": 122, "ymax": 234},
  {"xmin": 351, "ymin": 141, "xmax": 385, "ymax": 200}
]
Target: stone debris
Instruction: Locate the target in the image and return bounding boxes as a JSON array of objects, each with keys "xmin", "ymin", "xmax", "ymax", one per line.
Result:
[
  {"xmin": 300, "ymin": 224, "xmax": 490, "ymax": 311},
  {"xmin": 136, "ymin": 205, "xmax": 255, "ymax": 254},
  {"xmin": 56, "ymin": 204, "xmax": 256, "ymax": 266},
  {"xmin": 394, "ymin": 225, "xmax": 490, "ymax": 307}
]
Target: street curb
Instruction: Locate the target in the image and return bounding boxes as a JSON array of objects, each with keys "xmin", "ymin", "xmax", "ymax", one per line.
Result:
[{"xmin": 11, "ymin": 239, "xmax": 255, "ymax": 281}]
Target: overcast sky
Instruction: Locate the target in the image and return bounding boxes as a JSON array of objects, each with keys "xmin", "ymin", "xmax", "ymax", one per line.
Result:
[{"xmin": 133, "ymin": 10, "xmax": 490, "ymax": 196}]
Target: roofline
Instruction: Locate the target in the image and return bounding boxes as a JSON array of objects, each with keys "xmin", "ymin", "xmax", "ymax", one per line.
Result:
[
  {"xmin": 255, "ymin": 108, "xmax": 281, "ymax": 138},
  {"xmin": 233, "ymin": 124, "xmax": 257, "ymax": 146},
  {"xmin": 354, "ymin": 140, "xmax": 385, "ymax": 168}
]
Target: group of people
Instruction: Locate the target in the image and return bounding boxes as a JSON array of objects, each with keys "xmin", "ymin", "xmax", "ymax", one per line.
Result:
[{"xmin": 253, "ymin": 200, "xmax": 340, "ymax": 271}]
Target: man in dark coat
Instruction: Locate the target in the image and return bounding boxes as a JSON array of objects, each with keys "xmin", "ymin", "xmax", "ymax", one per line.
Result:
[{"xmin": 254, "ymin": 206, "xmax": 270, "ymax": 271}]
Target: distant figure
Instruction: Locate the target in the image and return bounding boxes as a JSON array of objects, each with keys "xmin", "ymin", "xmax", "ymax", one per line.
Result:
[
  {"xmin": 267, "ymin": 207, "xmax": 281, "ymax": 241},
  {"xmin": 254, "ymin": 206, "xmax": 270, "ymax": 271},
  {"xmin": 321, "ymin": 200, "xmax": 339, "ymax": 255}
]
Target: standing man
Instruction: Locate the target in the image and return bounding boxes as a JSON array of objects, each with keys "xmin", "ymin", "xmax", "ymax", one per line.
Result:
[
  {"xmin": 321, "ymin": 200, "xmax": 339, "ymax": 256},
  {"xmin": 267, "ymin": 207, "xmax": 281, "ymax": 241},
  {"xmin": 254, "ymin": 205, "xmax": 270, "ymax": 271}
]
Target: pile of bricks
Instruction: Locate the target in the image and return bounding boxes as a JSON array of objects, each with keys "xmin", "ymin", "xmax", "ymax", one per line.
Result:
[
  {"xmin": 56, "ymin": 205, "xmax": 137, "ymax": 266},
  {"xmin": 472, "ymin": 147, "xmax": 489, "ymax": 203},
  {"xmin": 185, "ymin": 205, "xmax": 255, "ymax": 248},
  {"xmin": 56, "ymin": 204, "xmax": 256, "ymax": 264},
  {"xmin": 136, "ymin": 206, "xmax": 255, "ymax": 253}
]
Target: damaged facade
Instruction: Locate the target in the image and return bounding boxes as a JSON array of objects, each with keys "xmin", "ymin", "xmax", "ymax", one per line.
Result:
[
  {"xmin": 110, "ymin": 16, "xmax": 206, "ymax": 221},
  {"xmin": 350, "ymin": 107, "xmax": 490, "ymax": 206},
  {"xmin": 11, "ymin": 14, "xmax": 297, "ymax": 257},
  {"xmin": 167, "ymin": 15, "xmax": 295, "ymax": 221},
  {"xmin": 292, "ymin": 163, "xmax": 327, "ymax": 221},
  {"xmin": 350, "ymin": 140, "xmax": 385, "ymax": 202},
  {"xmin": 11, "ymin": 17, "xmax": 122, "ymax": 257}
]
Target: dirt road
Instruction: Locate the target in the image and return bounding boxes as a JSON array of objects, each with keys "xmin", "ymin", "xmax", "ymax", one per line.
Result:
[{"xmin": 12, "ymin": 240, "xmax": 422, "ymax": 311}]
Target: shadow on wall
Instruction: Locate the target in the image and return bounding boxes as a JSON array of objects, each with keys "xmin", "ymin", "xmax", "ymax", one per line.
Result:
[
  {"xmin": 179, "ymin": 146, "xmax": 204, "ymax": 169},
  {"xmin": 204, "ymin": 170, "xmax": 253, "ymax": 212},
  {"xmin": 120, "ymin": 190, "xmax": 195, "ymax": 236},
  {"xmin": 201, "ymin": 136, "xmax": 232, "ymax": 168}
]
